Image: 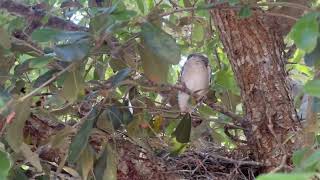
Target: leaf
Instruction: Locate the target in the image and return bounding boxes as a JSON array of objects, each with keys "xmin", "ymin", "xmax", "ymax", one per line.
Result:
[
  {"xmin": 138, "ymin": 44, "xmax": 169, "ymax": 83},
  {"xmin": 104, "ymin": 144, "xmax": 117, "ymax": 180},
  {"xmin": 135, "ymin": 0, "xmax": 145, "ymax": 13},
  {"xmin": 48, "ymin": 126, "xmax": 74, "ymax": 148},
  {"xmin": 14, "ymin": 56, "xmax": 53, "ymax": 75},
  {"xmin": 292, "ymin": 148, "xmax": 308, "ymax": 167},
  {"xmin": 60, "ymin": 69, "xmax": 84, "ymax": 103},
  {"xmin": 31, "ymin": 28, "xmax": 60, "ymax": 42},
  {"xmin": 20, "ymin": 143, "xmax": 42, "ymax": 172},
  {"xmin": 239, "ymin": 5, "xmax": 251, "ymax": 18},
  {"xmin": 173, "ymin": 114, "xmax": 192, "ymax": 143},
  {"xmin": 33, "ymin": 70, "xmax": 58, "ymax": 88},
  {"xmin": 304, "ymin": 38, "xmax": 320, "ymax": 67},
  {"xmin": 0, "ymin": 27, "xmax": 11, "ymax": 49},
  {"xmin": 0, "ymin": 148, "xmax": 11, "ymax": 179},
  {"xmin": 79, "ymin": 145, "xmax": 94, "ymax": 180},
  {"xmin": 93, "ymin": 146, "xmax": 107, "ymax": 180},
  {"xmin": 256, "ymin": 173, "xmax": 316, "ymax": 180},
  {"xmin": 290, "ymin": 12, "xmax": 320, "ymax": 53},
  {"xmin": 303, "ymin": 80, "xmax": 320, "ymax": 97},
  {"xmin": 110, "ymin": 68, "xmax": 131, "ymax": 87},
  {"xmin": 54, "ymin": 40, "xmax": 90, "ymax": 62},
  {"xmin": 192, "ymin": 22, "xmax": 205, "ymax": 42},
  {"xmin": 105, "ymin": 105, "xmax": 131, "ymax": 129},
  {"xmin": 141, "ymin": 22, "xmax": 181, "ymax": 65},
  {"xmin": 228, "ymin": 0, "xmax": 240, "ymax": 6},
  {"xmin": 32, "ymin": 28, "xmax": 88, "ymax": 43},
  {"xmin": 68, "ymin": 108, "xmax": 99, "ymax": 163},
  {"xmin": 5, "ymin": 99, "xmax": 31, "ymax": 152},
  {"xmin": 198, "ymin": 104, "xmax": 216, "ymax": 119},
  {"xmin": 300, "ymin": 150, "xmax": 320, "ymax": 171}
]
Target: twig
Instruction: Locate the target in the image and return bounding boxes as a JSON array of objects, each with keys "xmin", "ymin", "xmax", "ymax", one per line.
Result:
[{"xmin": 19, "ymin": 63, "xmax": 74, "ymax": 102}]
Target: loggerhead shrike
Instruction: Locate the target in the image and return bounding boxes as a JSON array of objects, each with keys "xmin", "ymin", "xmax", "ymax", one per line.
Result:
[{"xmin": 178, "ymin": 53, "xmax": 212, "ymax": 113}]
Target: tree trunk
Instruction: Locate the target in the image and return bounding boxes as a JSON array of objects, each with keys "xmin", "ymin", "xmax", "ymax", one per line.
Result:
[{"xmin": 209, "ymin": 4, "xmax": 301, "ymax": 171}]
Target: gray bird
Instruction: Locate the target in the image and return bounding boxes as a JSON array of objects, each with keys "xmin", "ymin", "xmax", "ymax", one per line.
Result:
[{"xmin": 178, "ymin": 53, "xmax": 212, "ymax": 113}]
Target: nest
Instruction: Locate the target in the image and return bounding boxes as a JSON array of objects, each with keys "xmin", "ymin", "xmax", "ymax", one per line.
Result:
[{"xmin": 165, "ymin": 142, "xmax": 263, "ymax": 180}]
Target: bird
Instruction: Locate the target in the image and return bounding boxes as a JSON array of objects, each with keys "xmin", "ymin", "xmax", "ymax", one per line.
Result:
[{"xmin": 178, "ymin": 53, "xmax": 212, "ymax": 113}]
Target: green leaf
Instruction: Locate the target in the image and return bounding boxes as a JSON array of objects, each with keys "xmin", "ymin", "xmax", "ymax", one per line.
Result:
[
  {"xmin": 0, "ymin": 27, "xmax": 11, "ymax": 49},
  {"xmin": 304, "ymin": 80, "xmax": 320, "ymax": 97},
  {"xmin": 300, "ymin": 150, "xmax": 320, "ymax": 171},
  {"xmin": 104, "ymin": 144, "xmax": 117, "ymax": 180},
  {"xmin": 292, "ymin": 148, "xmax": 308, "ymax": 167},
  {"xmin": 93, "ymin": 146, "xmax": 107, "ymax": 180},
  {"xmin": 5, "ymin": 99, "xmax": 31, "ymax": 152},
  {"xmin": 0, "ymin": 148, "xmax": 11, "ymax": 179},
  {"xmin": 192, "ymin": 22, "xmax": 205, "ymax": 42},
  {"xmin": 304, "ymin": 38, "xmax": 320, "ymax": 67},
  {"xmin": 14, "ymin": 56, "xmax": 53, "ymax": 75},
  {"xmin": 290, "ymin": 12, "xmax": 320, "ymax": 53},
  {"xmin": 31, "ymin": 28, "xmax": 60, "ymax": 42},
  {"xmin": 79, "ymin": 145, "xmax": 94, "ymax": 180},
  {"xmin": 198, "ymin": 104, "xmax": 216, "ymax": 119},
  {"xmin": 68, "ymin": 108, "xmax": 99, "ymax": 163},
  {"xmin": 110, "ymin": 68, "xmax": 131, "ymax": 87},
  {"xmin": 54, "ymin": 40, "xmax": 90, "ymax": 62},
  {"xmin": 32, "ymin": 28, "xmax": 89, "ymax": 43},
  {"xmin": 135, "ymin": 0, "xmax": 145, "ymax": 13},
  {"xmin": 33, "ymin": 70, "xmax": 58, "ymax": 88},
  {"xmin": 138, "ymin": 44, "xmax": 169, "ymax": 83},
  {"xmin": 239, "ymin": 5, "xmax": 252, "ymax": 18},
  {"xmin": 60, "ymin": 69, "xmax": 84, "ymax": 103},
  {"xmin": 141, "ymin": 22, "xmax": 181, "ymax": 65},
  {"xmin": 257, "ymin": 173, "xmax": 316, "ymax": 180},
  {"xmin": 173, "ymin": 114, "xmax": 192, "ymax": 143},
  {"xmin": 228, "ymin": 0, "xmax": 240, "ymax": 6}
]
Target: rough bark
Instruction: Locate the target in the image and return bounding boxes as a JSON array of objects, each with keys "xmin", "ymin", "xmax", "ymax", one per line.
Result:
[{"xmin": 209, "ymin": 4, "xmax": 301, "ymax": 171}]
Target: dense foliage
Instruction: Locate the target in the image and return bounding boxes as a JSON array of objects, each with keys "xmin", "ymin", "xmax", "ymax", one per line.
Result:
[{"xmin": 0, "ymin": 0, "xmax": 319, "ymax": 179}]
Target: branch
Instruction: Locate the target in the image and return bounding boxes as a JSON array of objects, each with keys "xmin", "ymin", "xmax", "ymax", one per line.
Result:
[
  {"xmin": 18, "ymin": 63, "xmax": 74, "ymax": 102},
  {"xmin": 0, "ymin": 0, "xmax": 87, "ymax": 32}
]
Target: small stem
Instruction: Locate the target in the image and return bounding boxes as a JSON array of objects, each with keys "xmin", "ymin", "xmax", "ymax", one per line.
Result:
[{"xmin": 19, "ymin": 63, "xmax": 74, "ymax": 102}]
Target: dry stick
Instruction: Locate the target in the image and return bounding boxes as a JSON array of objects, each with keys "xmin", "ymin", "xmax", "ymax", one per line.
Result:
[{"xmin": 19, "ymin": 63, "xmax": 74, "ymax": 102}]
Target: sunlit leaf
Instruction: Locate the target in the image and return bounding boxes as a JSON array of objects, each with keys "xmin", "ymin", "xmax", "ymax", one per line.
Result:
[
  {"xmin": 0, "ymin": 27, "xmax": 11, "ymax": 49},
  {"xmin": 290, "ymin": 12, "xmax": 320, "ymax": 53},
  {"xmin": 141, "ymin": 22, "xmax": 181, "ymax": 65},
  {"xmin": 300, "ymin": 149, "xmax": 320, "ymax": 171},
  {"xmin": 173, "ymin": 114, "xmax": 192, "ymax": 143},
  {"xmin": 68, "ymin": 108, "xmax": 99, "ymax": 163}
]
